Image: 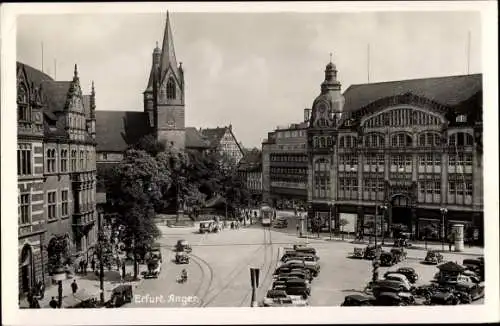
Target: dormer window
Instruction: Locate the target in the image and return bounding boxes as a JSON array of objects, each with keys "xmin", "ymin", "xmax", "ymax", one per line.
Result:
[
  {"xmin": 17, "ymin": 86, "xmax": 30, "ymax": 121},
  {"xmin": 456, "ymin": 114, "xmax": 467, "ymax": 123}
]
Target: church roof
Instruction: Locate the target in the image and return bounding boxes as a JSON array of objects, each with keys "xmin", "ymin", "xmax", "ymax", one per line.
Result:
[
  {"xmin": 95, "ymin": 110, "xmax": 150, "ymax": 152},
  {"xmin": 16, "ymin": 61, "xmax": 54, "ymax": 86},
  {"xmin": 343, "ymin": 73, "xmax": 482, "ymax": 112},
  {"xmin": 160, "ymin": 11, "xmax": 180, "ymax": 82}
]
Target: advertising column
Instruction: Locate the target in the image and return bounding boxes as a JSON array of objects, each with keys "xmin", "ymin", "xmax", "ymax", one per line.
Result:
[{"xmin": 452, "ymin": 224, "xmax": 464, "ymax": 252}]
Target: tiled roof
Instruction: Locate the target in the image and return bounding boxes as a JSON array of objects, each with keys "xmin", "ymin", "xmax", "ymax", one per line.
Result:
[
  {"xmin": 95, "ymin": 110, "xmax": 150, "ymax": 152},
  {"xmin": 185, "ymin": 127, "xmax": 210, "ymax": 149},
  {"xmin": 41, "ymin": 81, "xmax": 71, "ymax": 113},
  {"xmin": 200, "ymin": 127, "xmax": 227, "ymax": 148},
  {"xmin": 16, "ymin": 61, "xmax": 54, "ymax": 86},
  {"xmin": 343, "ymin": 74, "xmax": 482, "ymax": 112},
  {"xmin": 238, "ymin": 148, "xmax": 262, "ymax": 171}
]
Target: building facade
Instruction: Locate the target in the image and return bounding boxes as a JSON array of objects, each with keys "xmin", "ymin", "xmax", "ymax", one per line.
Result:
[
  {"xmin": 200, "ymin": 125, "xmax": 244, "ymax": 167},
  {"xmin": 262, "ymin": 122, "xmax": 309, "ymax": 210},
  {"xmin": 17, "ymin": 62, "xmax": 98, "ymax": 296},
  {"xmin": 237, "ymin": 148, "xmax": 263, "ymax": 205},
  {"xmin": 307, "ymin": 60, "xmax": 483, "ymax": 243}
]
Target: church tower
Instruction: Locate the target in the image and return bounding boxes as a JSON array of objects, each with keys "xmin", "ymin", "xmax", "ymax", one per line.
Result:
[{"xmin": 144, "ymin": 11, "xmax": 185, "ymax": 150}]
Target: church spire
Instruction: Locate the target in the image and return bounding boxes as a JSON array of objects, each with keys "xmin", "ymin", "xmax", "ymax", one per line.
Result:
[{"xmin": 160, "ymin": 11, "xmax": 179, "ymax": 82}]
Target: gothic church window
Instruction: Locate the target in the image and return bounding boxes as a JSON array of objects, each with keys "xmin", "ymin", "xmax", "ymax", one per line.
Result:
[{"xmin": 167, "ymin": 77, "xmax": 176, "ymax": 99}]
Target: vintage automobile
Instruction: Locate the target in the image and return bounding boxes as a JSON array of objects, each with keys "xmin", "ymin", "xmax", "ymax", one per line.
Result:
[
  {"xmin": 383, "ymin": 273, "xmax": 414, "ymax": 292},
  {"xmin": 428, "ymin": 290, "xmax": 460, "ymax": 305},
  {"xmin": 283, "ymin": 277, "xmax": 311, "ymax": 299},
  {"xmin": 146, "ymin": 243, "xmax": 162, "ymax": 263},
  {"xmin": 175, "ymin": 240, "xmax": 192, "ymax": 253},
  {"xmin": 453, "ymin": 281, "xmax": 485, "ymax": 301},
  {"xmin": 262, "ymin": 289, "xmax": 307, "ymax": 307},
  {"xmin": 462, "ymin": 258, "xmax": 484, "ymax": 281},
  {"xmin": 372, "ymin": 279, "xmax": 411, "ymax": 294},
  {"xmin": 273, "ymin": 218, "xmax": 288, "ymax": 229},
  {"xmin": 175, "ymin": 251, "xmax": 190, "ymax": 264},
  {"xmin": 272, "ymin": 280, "xmax": 287, "ymax": 290},
  {"xmin": 389, "ymin": 267, "xmax": 418, "ymax": 284},
  {"xmin": 352, "ymin": 247, "xmax": 365, "ymax": 259},
  {"xmin": 341, "ymin": 294, "xmax": 376, "ymax": 306},
  {"xmin": 282, "ymin": 250, "xmax": 320, "ymax": 262},
  {"xmin": 274, "ymin": 266, "xmax": 292, "ymax": 276},
  {"xmin": 290, "ymin": 268, "xmax": 313, "ymax": 282},
  {"xmin": 282, "ymin": 259, "xmax": 319, "ymax": 277},
  {"xmin": 199, "ymin": 220, "xmax": 215, "ymax": 234},
  {"xmin": 144, "ymin": 259, "xmax": 161, "ymax": 279},
  {"xmin": 364, "ymin": 244, "xmax": 383, "ymax": 260},
  {"xmin": 379, "ymin": 251, "xmax": 397, "ymax": 267},
  {"xmin": 374, "ymin": 292, "xmax": 409, "ymax": 306},
  {"xmin": 106, "ymin": 285, "xmax": 133, "ymax": 308},
  {"xmin": 424, "ymin": 250, "xmax": 444, "ymax": 264},
  {"xmin": 293, "ymin": 245, "xmax": 317, "ymax": 256}
]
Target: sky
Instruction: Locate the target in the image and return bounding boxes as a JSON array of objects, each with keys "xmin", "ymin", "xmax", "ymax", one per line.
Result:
[{"xmin": 17, "ymin": 11, "xmax": 482, "ymax": 149}]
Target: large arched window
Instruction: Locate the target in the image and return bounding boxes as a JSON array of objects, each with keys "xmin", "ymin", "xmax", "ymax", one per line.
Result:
[
  {"xmin": 364, "ymin": 133, "xmax": 385, "ymax": 148},
  {"xmin": 418, "ymin": 132, "xmax": 441, "ymax": 147},
  {"xmin": 167, "ymin": 77, "xmax": 176, "ymax": 99},
  {"xmin": 391, "ymin": 133, "xmax": 413, "ymax": 147},
  {"xmin": 20, "ymin": 244, "xmax": 34, "ymax": 293}
]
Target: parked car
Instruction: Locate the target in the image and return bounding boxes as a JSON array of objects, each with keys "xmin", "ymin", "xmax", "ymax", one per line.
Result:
[
  {"xmin": 374, "ymin": 292, "xmax": 409, "ymax": 306},
  {"xmin": 379, "ymin": 251, "xmax": 397, "ymax": 267},
  {"xmin": 283, "ymin": 278, "xmax": 311, "ymax": 299},
  {"xmin": 292, "ymin": 245, "xmax": 317, "ymax": 256},
  {"xmin": 282, "ymin": 251, "xmax": 320, "ymax": 263},
  {"xmin": 341, "ymin": 294, "xmax": 376, "ymax": 306},
  {"xmin": 282, "ymin": 259, "xmax": 319, "ymax": 277},
  {"xmin": 262, "ymin": 289, "xmax": 307, "ymax": 307},
  {"xmin": 352, "ymin": 247, "xmax": 365, "ymax": 259},
  {"xmin": 199, "ymin": 220, "xmax": 214, "ymax": 234},
  {"xmin": 428, "ymin": 290, "xmax": 460, "ymax": 305},
  {"xmin": 274, "ymin": 266, "xmax": 292, "ymax": 276},
  {"xmin": 175, "ymin": 240, "xmax": 192, "ymax": 253},
  {"xmin": 372, "ymin": 279, "xmax": 410, "ymax": 294},
  {"xmin": 364, "ymin": 244, "xmax": 382, "ymax": 260},
  {"xmin": 462, "ymin": 258, "xmax": 484, "ymax": 281},
  {"xmin": 424, "ymin": 250, "xmax": 444, "ymax": 264},
  {"xmin": 290, "ymin": 268, "xmax": 313, "ymax": 282},
  {"xmin": 175, "ymin": 251, "xmax": 189, "ymax": 264},
  {"xmin": 387, "ymin": 267, "xmax": 418, "ymax": 284},
  {"xmin": 144, "ymin": 259, "xmax": 161, "ymax": 279},
  {"xmin": 383, "ymin": 273, "xmax": 414, "ymax": 292},
  {"xmin": 453, "ymin": 281, "xmax": 485, "ymax": 301},
  {"xmin": 106, "ymin": 285, "xmax": 133, "ymax": 308},
  {"xmin": 276, "ymin": 271, "xmax": 311, "ymax": 284}
]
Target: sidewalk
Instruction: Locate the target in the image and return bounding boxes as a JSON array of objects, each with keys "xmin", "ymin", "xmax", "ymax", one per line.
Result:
[
  {"xmin": 299, "ymin": 233, "xmax": 484, "ymax": 256},
  {"xmin": 20, "ymin": 261, "xmax": 148, "ymax": 309}
]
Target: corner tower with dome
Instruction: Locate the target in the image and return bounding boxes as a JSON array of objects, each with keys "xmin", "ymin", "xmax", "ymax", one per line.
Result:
[{"xmin": 306, "ymin": 57, "xmax": 483, "ymax": 244}]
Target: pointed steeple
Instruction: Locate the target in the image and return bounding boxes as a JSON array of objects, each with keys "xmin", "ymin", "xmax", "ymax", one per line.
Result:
[{"xmin": 159, "ymin": 11, "xmax": 179, "ymax": 82}]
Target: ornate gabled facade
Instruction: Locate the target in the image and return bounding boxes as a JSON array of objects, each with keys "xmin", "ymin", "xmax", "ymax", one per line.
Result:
[
  {"xmin": 200, "ymin": 125, "xmax": 245, "ymax": 167},
  {"xmin": 17, "ymin": 62, "xmax": 98, "ymax": 297},
  {"xmin": 307, "ymin": 59, "xmax": 483, "ymax": 244}
]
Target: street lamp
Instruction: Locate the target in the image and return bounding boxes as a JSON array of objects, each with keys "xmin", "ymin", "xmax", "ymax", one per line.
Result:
[
  {"xmin": 52, "ymin": 265, "xmax": 66, "ymax": 308},
  {"xmin": 440, "ymin": 208, "xmax": 448, "ymax": 251},
  {"xmin": 328, "ymin": 201, "xmax": 335, "ymax": 241},
  {"xmin": 379, "ymin": 204, "xmax": 388, "ymax": 245}
]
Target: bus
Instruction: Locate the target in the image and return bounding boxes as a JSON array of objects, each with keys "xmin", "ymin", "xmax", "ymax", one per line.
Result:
[{"xmin": 260, "ymin": 205, "xmax": 274, "ymax": 227}]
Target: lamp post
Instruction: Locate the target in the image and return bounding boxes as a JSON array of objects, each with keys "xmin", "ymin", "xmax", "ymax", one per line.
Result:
[
  {"xmin": 52, "ymin": 266, "xmax": 66, "ymax": 308},
  {"xmin": 328, "ymin": 201, "xmax": 334, "ymax": 241},
  {"xmin": 440, "ymin": 208, "xmax": 448, "ymax": 251},
  {"xmin": 374, "ymin": 204, "xmax": 378, "ymax": 246},
  {"xmin": 380, "ymin": 204, "xmax": 388, "ymax": 245}
]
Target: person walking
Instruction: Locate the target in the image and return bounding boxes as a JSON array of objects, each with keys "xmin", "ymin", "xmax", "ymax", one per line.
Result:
[
  {"xmin": 49, "ymin": 297, "xmax": 58, "ymax": 309},
  {"xmin": 32, "ymin": 296, "xmax": 40, "ymax": 308},
  {"xmin": 83, "ymin": 260, "xmax": 88, "ymax": 275},
  {"xmin": 37, "ymin": 280, "xmax": 45, "ymax": 299},
  {"xmin": 71, "ymin": 280, "xmax": 78, "ymax": 295},
  {"xmin": 91, "ymin": 258, "xmax": 96, "ymax": 272}
]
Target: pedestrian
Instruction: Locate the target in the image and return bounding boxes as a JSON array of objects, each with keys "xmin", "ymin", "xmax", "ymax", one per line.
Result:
[
  {"xmin": 296, "ymin": 223, "xmax": 300, "ymax": 235},
  {"xmin": 84, "ymin": 260, "xmax": 88, "ymax": 275},
  {"xmin": 27, "ymin": 290, "xmax": 34, "ymax": 308},
  {"xmin": 116, "ymin": 257, "xmax": 121, "ymax": 271},
  {"xmin": 32, "ymin": 296, "xmax": 40, "ymax": 308},
  {"xmin": 79, "ymin": 260, "xmax": 84, "ymax": 274},
  {"xmin": 71, "ymin": 280, "xmax": 78, "ymax": 295},
  {"xmin": 448, "ymin": 241, "xmax": 452, "ymax": 252},
  {"xmin": 122, "ymin": 262, "xmax": 126, "ymax": 279},
  {"xmin": 37, "ymin": 280, "xmax": 45, "ymax": 299},
  {"xmin": 91, "ymin": 258, "xmax": 96, "ymax": 272},
  {"xmin": 49, "ymin": 297, "xmax": 58, "ymax": 309}
]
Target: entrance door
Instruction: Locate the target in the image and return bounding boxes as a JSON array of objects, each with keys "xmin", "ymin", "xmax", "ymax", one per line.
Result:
[
  {"xmin": 391, "ymin": 195, "xmax": 412, "ymax": 235},
  {"xmin": 20, "ymin": 245, "xmax": 34, "ymax": 293}
]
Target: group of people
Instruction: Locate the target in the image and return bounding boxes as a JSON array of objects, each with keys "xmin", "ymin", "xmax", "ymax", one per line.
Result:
[{"xmin": 26, "ymin": 280, "xmax": 45, "ymax": 308}]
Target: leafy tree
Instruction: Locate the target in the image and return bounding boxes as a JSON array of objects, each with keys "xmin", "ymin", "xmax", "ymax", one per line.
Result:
[
  {"xmin": 106, "ymin": 149, "xmax": 168, "ymax": 278},
  {"xmin": 132, "ymin": 134, "xmax": 166, "ymax": 157},
  {"xmin": 422, "ymin": 224, "xmax": 437, "ymax": 249},
  {"xmin": 339, "ymin": 218, "xmax": 349, "ymax": 240}
]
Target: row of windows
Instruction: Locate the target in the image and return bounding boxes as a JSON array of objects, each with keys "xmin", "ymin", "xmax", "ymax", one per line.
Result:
[
  {"xmin": 270, "ymin": 168, "xmax": 307, "ymax": 175},
  {"xmin": 276, "ymin": 130, "xmax": 306, "ymax": 138},
  {"xmin": 364, "ymin": 109, "xmax": 441, "ymax": 128},
  {"xmin": 449, "ymin": 153, "xmax": 473, "ymax": 165},
  {"xmin": 314, "ymin": 159, "xmax": 330, "ymax": 172},
  {"xmin": 313, "ymin": 176, "xmax": 330, "ymax": 199},
  {"xmin": 277, "ymin": 144, "xmax": 306, "ymax": 150},
  {"xmin": 47, "ymin": 190, "xmax": 70, "ymax": 220},
  {"xmin": 17, "ymin": 145, "xmax": 95, "ymax": 176},
  {"xmin": 338, "ymin": 136, "xmax": 357, "ymax": 148},
  {"xmin": 339, "ymin": 154, "xmax": 358, "ymax": 166},
  {"xmin": 344, "ymin": 132, "xmax": 474, "ymax": 148},
  {"xmin": 270, "ymin": 154, "xmax": 307, "ymax": 162}
]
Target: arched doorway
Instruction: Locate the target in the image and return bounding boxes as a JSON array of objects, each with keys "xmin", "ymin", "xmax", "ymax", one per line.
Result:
[
  {"xmin": 390, "ymin": 194, "xmax": 413, "ymax": 235},
  {"xmin": 20, "ymin": 244, "xmax": 34, "ymax": 293}
]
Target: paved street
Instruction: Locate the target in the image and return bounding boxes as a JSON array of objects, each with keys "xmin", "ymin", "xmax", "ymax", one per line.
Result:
[{"xmin": 124, "ymin": 214, "xmax": 484, "ymax": 308}]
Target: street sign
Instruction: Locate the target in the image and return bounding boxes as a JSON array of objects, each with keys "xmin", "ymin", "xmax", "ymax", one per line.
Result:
[{"xmin": 250, "ymin": 268, "xmax": 260, "ymax": 288}]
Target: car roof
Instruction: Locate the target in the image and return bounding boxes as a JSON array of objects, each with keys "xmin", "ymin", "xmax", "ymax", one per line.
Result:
[
  {"xmin": 385, "ymin": 273, "xmax": 407, "ymax": 279},
  {"xmin": 397, "ymin": 267, "xmax": 415, "ymax": 272},
  {"xmin": 267, "ymin": 289, "xmax": 287, "ymax": 296}
]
